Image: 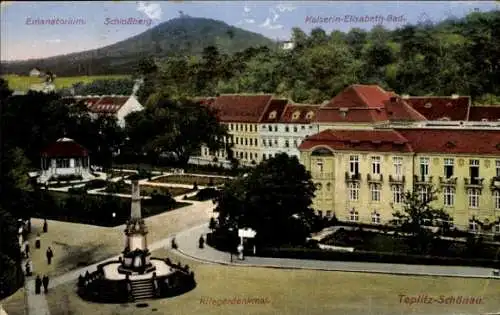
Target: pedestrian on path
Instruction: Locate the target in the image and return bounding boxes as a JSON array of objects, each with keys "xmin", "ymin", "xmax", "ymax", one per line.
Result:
[
  {"xmin": 46, "ymin": 247, "xmax": 54, "ymax": 265},
  {"xmin": 25, "ymin": 260, "xmax": 32, "ymax": 276},
  {"xmin": 24, "ymin": 241, "xmax": 30, "ymax": 258},
  {"xmin": 35, "ymin": 234, "xmax": 41, "ymax": 249},
  {"xmin": 198, "ymin": 235, "xmax": 205, "ymax": 249},
  {"xmin": 43, "ymin": 219, "xmax": 48, "ymax": 233},
  {"xmin": 35, "ymin": 275, "xmax": 42, "ymax": 294},
  {"xmin": 171, "ymin": 237, "xmax": 177, "ymax": 249},
  {"xmin": 42, "ymin": 275, "xmax": 49, "ymax": 293}
]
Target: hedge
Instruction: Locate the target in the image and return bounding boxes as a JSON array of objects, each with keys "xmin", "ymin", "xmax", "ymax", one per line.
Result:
[
  {"xmin": 0, "ymin": 254, "xmax": 24, "ymax": 299},
  {"xmin": 257, "ymin": 247, "xmax": 500, "ymax": 268}
]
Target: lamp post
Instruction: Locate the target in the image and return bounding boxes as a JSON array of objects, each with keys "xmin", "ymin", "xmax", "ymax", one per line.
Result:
[{"xmin": 228, "ymin": 227, "xmax": 233, "ymax": 263}]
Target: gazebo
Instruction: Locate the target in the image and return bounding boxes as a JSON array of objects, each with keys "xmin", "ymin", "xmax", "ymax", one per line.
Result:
[{"xmin": 37, "ymin": 137, "xmax": 95, "ymax": 184}]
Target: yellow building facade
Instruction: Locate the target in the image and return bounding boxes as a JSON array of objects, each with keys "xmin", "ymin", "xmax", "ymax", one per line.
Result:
[{"xmin": 299, "ymin": 129, "xmax": 500, "ymax": 233}]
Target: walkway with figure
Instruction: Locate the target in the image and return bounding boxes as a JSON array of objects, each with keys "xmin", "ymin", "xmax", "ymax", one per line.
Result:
[{"xmin": 174, "ymin": 223, "xmax": 500, "ymax": 280}]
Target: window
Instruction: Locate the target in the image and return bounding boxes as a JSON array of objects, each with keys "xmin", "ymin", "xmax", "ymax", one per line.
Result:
[
  {"xmin": 268, "ymin": 111, "xmax": 277, "ymax": 119},
  {"xmin": 349, "ymin": 209, "xmax": 359, "ymax": 222},
  {"xmin": 392, "ymin": 185, "xmax": 403, "ymax": 204},
  {"xmin": 301, "ymin": 125, "xmax": 305, "ymax": 130},
  {"xmin": 326, "ymin": 210, "xmax": 332, "ymax": 218},
  {"xmin": 393, "ymin": 157, "xmax": 403, "ymax": 176},
  {"xmin": 268, "ymin": 125, "xmax": 272, "ymax": 132},
  {"xmin": 418, "ymin": 186, "xmax": 429, "ymax": 202},
  {"xmin": 293, "ymin": 126, "xmax": 297, "ymax": 132},
  {"xmin": 274, "ymin": 139, "xmax": 278, "ymax": 146},
  {"xmin": 305, "ymin": 111, "xmax": 314, "ymax": 120},
  {"xmin": 249, "ymin": 139, "xmax": 253, "ymax": 146},
  {"xmin": 370, "ymin": 184, "xmax": 381, "ymax": 201},
  {"xmin": 326, "ymin": 183, "xmax": 331, "ymax": 191},
  {"xmin": 444, "ymin": 158, "xmax": 454, "ymax": 178},
  {"xmin": 443, "ymin": 187, "xmax": 455, "ymax": 207},
  {"xmin": 468, "ymin": 188, "xmax": 480, "ymax": 208},
  {"xmin": 285, "ymin": 126, "xmax": 289, "ymax": 132},
  {"xmin": 494, "ymin": 191, "xmax": 500, "ymax": 210},
  {"xmin": 309, "ymin": 126, "xmax": 313, "ymax": 129},
  {"xmin": 56, "ymin": 158, "xmax": 70, "ymax": 168},
  {"xmin": 285, "ymin": 140, "xmax": 289, "ymax": 148},
  {"xmin": 274, "ymin": 126, "xmax": 278, "ymax": 132},
  {"xmin": 316, "ymin": 160, "xmax": 324, "ymax": 173},
  {"xmin": 469, "ymin": 159, "xmax": 480, "ymax": 183},
  {"xmin": 349, "ymin": 155, "xmax": 359, "ymax": 175},
  {"xmin": 292, "ymin": 111, "xmax": 300, "ymax": 120},
  {"xmin": 249, "ymin": 125, "xmax": 253, "ymax": 132},
  {"xmin": 245, "ymin": 138, "xmax": 248, "ymax": 146},
  {"xmin": 372, "ymin": 211, "xmax": 381, "ymax": 224},
  {"xmin": 371, "ymin": 156, "xmax": 381, "ymax": 174},
  {"xmin": 469, "ymin": 219, "xmax": 479, "ymax": 233},
  {"xmin": 244, "ymin": 125, "xmax": 247, "ymax": 132},
  {"xmin": 496, "ymin": 160, "xmax": 500, "ymax": 177},
  {"xmin": 235, "ymin": 125, "xmax": 239, "ymax": 131},
  {"xmin": 419, "ymin": 157, "xmax": 429, "ymax": 179},
  {"xmin": 317, "ymin": 210, "xmax": 323, "ymax": 217},
  {"xmin": 494, "ymin": 223, "xmax": 500, "ymax": 234},
  {"xmin": 348, "ymin": 182, "xmax": 360, "ymax": 201}
]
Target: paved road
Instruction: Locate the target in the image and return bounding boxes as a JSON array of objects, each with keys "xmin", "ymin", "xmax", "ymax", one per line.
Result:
[{"xmin": 175, "ymin": 223, "xmax": 500, "ymax": 280}]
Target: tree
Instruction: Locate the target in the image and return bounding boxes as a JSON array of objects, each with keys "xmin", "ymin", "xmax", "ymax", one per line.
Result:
[
  {"xmin": 125, "ymin": 97, "xmax": 228, "ymax": 166},
  {"xmin": 209, "ymin": 217, "xmax": 217, "ymax": 232},
  {"xmin": 214, "ymin": 153, "xmax": 316, "ymax": 246},
  {"xmin": 391, "ymin": 185, "xmax": 451, "ymax": 254}
]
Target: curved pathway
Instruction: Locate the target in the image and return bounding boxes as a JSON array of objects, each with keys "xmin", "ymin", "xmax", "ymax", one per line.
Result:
[{"xmin": 174, "ymin": 223, "xmax": 500, "ymax": 280}]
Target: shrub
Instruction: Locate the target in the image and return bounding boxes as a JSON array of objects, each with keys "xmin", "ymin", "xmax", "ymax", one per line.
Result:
[
  {"xmin": 68, "ymin": 187, "xmax": 87, "ymax": 195},
  {"xmin": 151, "ymin": 190, "xmax": 175, "ymax": 206},
  {"xmin": 84, "ymin": 179, "xmax": 107, "ymax": 190},
  {"xmin": 193, "ymin": 182, "xmax": 198, "ymax": 190},
  {"xmin": 194, "ymin": 188, "xmax": 218, "ymax": 201},
  {"xmin": 207, "ymin": 178, "xmax": 214, "ymax": 187}
]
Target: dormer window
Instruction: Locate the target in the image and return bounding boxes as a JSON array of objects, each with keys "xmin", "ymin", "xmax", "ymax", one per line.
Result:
[
  {"xmin": 481, "ymin": 118, "xmax": 488, "ymax": 122},
  {"xmin": 268, "ymin": 110, "xmax": 277, "ymax": 119},
  {"xmin": 292, "ymin": 111, "xmax": 300, "ymax": 120},
  {"xmin": 445, "ymin": 141, "xmax": 456, "ymax": 149},
  {"xmin": 424, "ymin": 103, "xmax": 432, "ymax": 108},
  {"xmin": 439, "ymin": 117, "xmax": 451, "ymax": 121},
  {"xmin": 305, "ymin": 111, "xmax": 314, "ymax": 120}
]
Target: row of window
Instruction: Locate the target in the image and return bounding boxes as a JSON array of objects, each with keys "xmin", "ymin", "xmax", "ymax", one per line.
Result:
[
  {"xmin": 227, "ymin": 123, "xmax": 258, "ymax": 133},
  {"xmin": 340, "ymin": 182, "xmax": 500, "ymax": 209},
  {"xmin": 318, "ymin": 156, "xmax": 500, "ymax": 179},
  {"xmin": 234, "ymin": 137, "xmax": 259, "ymax": 147},
  {"xmin": 262, "ymin": 124, "xmax": 313, "ymax": 132},
  {"xmin": 317, "ymin": 210, "xmax": 500, "ymax": 233},
  {"xmin": 262, "ymin": 138, "xmax": 302, "ymax": 148}
]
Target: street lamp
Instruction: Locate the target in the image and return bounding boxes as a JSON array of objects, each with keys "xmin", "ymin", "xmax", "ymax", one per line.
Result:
[{"xmin": 228, "ymin": 227, "xmax": 234, "ymax": 263}]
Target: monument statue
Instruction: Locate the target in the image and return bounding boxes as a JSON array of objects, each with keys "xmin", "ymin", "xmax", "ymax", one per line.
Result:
[{"xmin": 118, "ymin": 180, "xmax": 156, "ymax": 275}]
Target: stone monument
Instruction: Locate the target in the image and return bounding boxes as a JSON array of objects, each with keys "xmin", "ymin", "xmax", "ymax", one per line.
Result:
[{"xmin": 118, "ymin": 180, "xmax": 156, "ymax": 275}]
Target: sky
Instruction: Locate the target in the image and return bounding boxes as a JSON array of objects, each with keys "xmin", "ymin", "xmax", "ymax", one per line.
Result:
[{"xmin": 1, "ymin": 1, "xmax": 499, "ymax": 61}]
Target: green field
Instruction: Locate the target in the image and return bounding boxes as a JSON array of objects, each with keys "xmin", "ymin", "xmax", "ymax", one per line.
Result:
[{"xmin": 2, "ymin": 74, "xmax": 130, "ymax": 91}]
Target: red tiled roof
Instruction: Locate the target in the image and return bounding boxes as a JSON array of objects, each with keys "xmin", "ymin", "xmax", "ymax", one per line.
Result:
[
  {"xmin": 383, "ymin": 98, "xmax": 427, "ymax": 121},
  {"xmin": 315, "ymin": 85, "xmax": 426, "ymax": 123},
  {"xmin": 41, "ymin": 138, "xmax": 89, "ymax": 157},
  {"xmin": 314, "ymin": 107, "xmax": 388, "ymax": 123},
  {"xmin": 404, "ymin": 96, "xmax": 470, "ymax": 121},
  {"xmin": 324, "ymin": 85, "xmax": 390, "ymax": 108},
  {"xmin": 468, "ymin": 106, "xmax": 500, "ymax": 121},
  {"xmin": 88, "ymin": 96, "xmax": 128, "ymax": 114},
  {"xmin": 280, "ymin": 103, "xmax": 321, "ymax": 124},
  {"xmin": 396, "ymin": 129, "xmax": 500, "ymax": 155},
  {"xmin": 299, "ymin": 129, "xmax": 413, "ymax": 152},
  {"xmin": 260, "ymin": 99, "xmax": 289, "ymax": 123},
  {"xmin": 209, "ymin": 94, "xmax": 273, "ymax": 123}
]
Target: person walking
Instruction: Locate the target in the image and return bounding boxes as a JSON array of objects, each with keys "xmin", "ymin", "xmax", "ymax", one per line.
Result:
[
  {"xmin": 42, "ymin": 275, "xmax": 49, "ymax": 293},
  {"xmin": 46, "ymin": 247, "xmax": 54, "ymax": 265},
  {"xmin": 25, "ymin": 260, "xmax": 32, "ymax": 276},
  {"xmin": 43, "ymin": 219, "xmax": 48, "ymax": 233},
  {"xmin": 35, "ymin": 234, "xmax": 41, "ymax": 249},
  {"xmin": 35, "ymin": 275, "xmax": 42, "ymax": 294},
  {"xmin": 24, "ymin": 241, "xmax": 30, "ymax": 258},
  {"xmin": 198, "ymin": 235, "xmax": 205, "ymax": 249}
]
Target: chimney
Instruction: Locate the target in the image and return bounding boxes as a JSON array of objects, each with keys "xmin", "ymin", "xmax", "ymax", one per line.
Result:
[
  {"xmin": 390, "ymin": 96, "xmax": 398, "ymax": 102},
  {"xmin": 402, "ymin": 94, "xmax": 410, "ymax": 99},
  {"xmin": 451, "ymin": 94, "xmax": 459, "ymax": 99}
]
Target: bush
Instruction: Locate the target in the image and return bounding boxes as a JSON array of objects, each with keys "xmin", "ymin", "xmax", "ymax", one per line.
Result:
[
  {"xmin": 151, "ymin": 190, "xmax": 175, "ymax": 206},
  {"xmin": 84, "ymin": 179, "xmax": 108, "ymax": 190},
  {"xmin": 194, "ymin": 188, "xmax": 218, "ymax": 201},
  {"xmin": 68, "ymin": 187, "xmax": 87, "ymax": 195},
  {"xmin": 0, "ymin": 254, "xmax": 24, "ymax": 299},
  {"xmin": 105, "ymin": 180, "xmax": 127, "ymax": 194},
  {"xmin": 207, "ymin": 178, "xmax": 214, "ymax": 187},
  {"xmin": 257, "ymin": 247, "xmax": 499, "ymax": 268}
]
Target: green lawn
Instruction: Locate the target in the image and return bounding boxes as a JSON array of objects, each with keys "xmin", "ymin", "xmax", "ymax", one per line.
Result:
[
  {"xmin": 105, "ymin": 183, "xmax": 194, "ymax": 197},
  {"xmin": 2, "ymin": 74, "xmax": 130, "ymax": 91},
  {"xmin": 12, "ymin": 249, "xmax": 499, "ymax": 315},
  {"xmin": 151, "ymin": 175, "xmax": 231, "ymax": 186}
]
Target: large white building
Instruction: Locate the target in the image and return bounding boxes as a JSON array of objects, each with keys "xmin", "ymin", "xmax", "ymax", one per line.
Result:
[
  {"xmin": 69, "ymin": 95, "xmax": 144, "ymax": 128},
  {"xmin": 259, "ymin": 101, "xmax": 321, "ymax": 160}
]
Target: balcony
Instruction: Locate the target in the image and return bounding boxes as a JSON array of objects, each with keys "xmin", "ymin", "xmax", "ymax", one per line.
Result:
[
  {"xmin": 311, "ymin": 172, "xmax": 335, "ymax": 180},
  {"xmin": 345, "ymin": 172, "xmax": 361, "ymax": 182},
  {"xmin": 439, "ymin": 176, "xmax": 458, "ymax": 186},
  {"xmin": 389, "ymin": 174, "xmax": 405, "ymax": 184},
  {"xmin": 490, "ymin": 176, "xmax": 500, "ymax": 190},
  {"xmin": 367, "ymin": 173, "xmax": 383, "ymax": 183},
  {"xmin": 414, "ymin": 175, "xmax": 433, "ymax": 185},
  {"xmin": 464, "ymin": 177, "xmax": 484, "ymax": 189}
]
